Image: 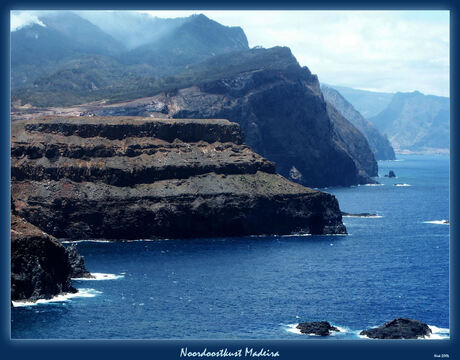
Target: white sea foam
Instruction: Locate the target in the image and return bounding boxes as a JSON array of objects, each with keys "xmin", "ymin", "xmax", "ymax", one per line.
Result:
[
  {"xmin": 426, "ymin": 325, "xmax": 450, "ymax": 339},
  {"xmin": 72, "ymin": 273, "xmax": 125, "ymax": 281},
  {"xmin": 12, "ymin": 288, "xmax": 101, "ymax": 307},
  {"xmin": 423, "ymin": 220, "xmax": 449, "ymax": 225},
  {"xmin": 285, "ymin": 324, "xmax": 302, "ymax": 335},
  {"xmin": 394, "ymin": 183, "xmax": 411, "ymax": 187},
  {"xmin": 359, "ymin": 183, "xmax": 384, "ymax": 187},
  {"xmin": 61, "ymin": 239, "xmax": 112, "ymax": 244},
  {"xmin": 343, "ymin": 215, "xmax": 383, "ymax": 218}
]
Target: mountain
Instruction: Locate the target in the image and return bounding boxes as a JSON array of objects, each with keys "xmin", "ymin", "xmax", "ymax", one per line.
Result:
[
  {"xmin": 11, "ymin": 12, "xmax": 378, "ymax": 188},
  {"xmin": 77, "ymin": 11, "xmax": 189, "ymax": 50},
  {"xmin": 321, "ymin": 85, "xmax": 396, "ymax": 160},
  {"xmin": 120, "ymin": 14, "xmax": 249, "ymax": 73},
  {"xmin": 11, "ymin": 12, "xmax": 248, "ymax": 92},
  {"xmin": 369, "ymin": 91, "xmax": 450, "ymax": 153},
  {"xmin": 11, "ymin": 12, "xmax": 125, "ymax": 89},
  {"xmin": 326, "ymin": 84, "xmax": 394, "ymax": 118},
  {"xmin": 65, "ymin": 47, "xmax": 378, "ymax": 188}
]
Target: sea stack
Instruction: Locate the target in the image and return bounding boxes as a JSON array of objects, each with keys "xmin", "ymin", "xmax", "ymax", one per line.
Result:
[
  {"xmin": 11, "ymin": 116, "xmax": 347, "ymax": 240},
  {"xmin": 360, "ymin": 318, "xmax": 432, "ymax": 339}
]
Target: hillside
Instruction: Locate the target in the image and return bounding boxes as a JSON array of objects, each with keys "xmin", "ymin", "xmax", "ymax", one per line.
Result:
[
  {"xmin": 321, "ymin": 85, "xmax": 395, "ymax": 160},
  {"xmin": 369, "ymin": 91, "xmax": 449, "ymax": 153},
  {"xmin": 325, "ymin": 84, "xmax": 394, "ymax": 118}
]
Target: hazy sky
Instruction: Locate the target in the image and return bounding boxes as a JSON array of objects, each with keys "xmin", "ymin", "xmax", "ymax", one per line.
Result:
[{"xmin": 11, "ymin": 10, "xmax": 450, "ymax": 97}]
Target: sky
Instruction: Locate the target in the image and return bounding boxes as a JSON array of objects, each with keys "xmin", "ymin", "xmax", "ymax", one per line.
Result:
[{"xmin": 11, "ymin": 10, "xmax": 450, "ymax": 97}]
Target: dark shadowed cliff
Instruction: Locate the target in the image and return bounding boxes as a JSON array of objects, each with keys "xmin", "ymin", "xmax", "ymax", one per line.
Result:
[
  {"xmin": 11, "ymin": 116, "xmax": 346, "ymax": 240},
  {"xmin": 11, "ymin": 215, "xmax": 90, "ymax": 301}
]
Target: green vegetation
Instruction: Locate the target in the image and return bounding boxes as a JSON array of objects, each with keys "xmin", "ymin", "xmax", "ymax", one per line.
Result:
[{"xmin": 12, "ymin": 47, "xmax": 298, "ymax": 107}]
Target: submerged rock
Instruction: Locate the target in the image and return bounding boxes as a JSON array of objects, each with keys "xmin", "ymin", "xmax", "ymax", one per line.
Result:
[
  {"xmin": 296, "ymin": 321, "xmax": 340, "ymax": 336},
  {"xmin": 360, "ymin": 318, "xmax": 432, "ymax": 339},
  {"xmin": 11, "ymin": 116, "xmax": 347, "ymax": 240}
]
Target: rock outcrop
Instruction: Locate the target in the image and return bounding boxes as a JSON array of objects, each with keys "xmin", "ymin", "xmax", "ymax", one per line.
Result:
[
  {"xmin": 11, "ymin": 116, "xmax": 347, "ymax": 240},
  {"xmin": 296, "ymin": 321, "xmax": 340, "ymax": 336},
  {"xmin": 11, "ymin": 214, "xmax": 79, "ymax": 301},
  {"xmin": 360, "ymin": 318, "xmax": 432, "ymax": 339}
]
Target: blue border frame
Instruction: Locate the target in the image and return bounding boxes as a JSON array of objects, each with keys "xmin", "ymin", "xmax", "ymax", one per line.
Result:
[{"xmin": 1, "ymin": 1, "xmax": 457, "ymax": 359}]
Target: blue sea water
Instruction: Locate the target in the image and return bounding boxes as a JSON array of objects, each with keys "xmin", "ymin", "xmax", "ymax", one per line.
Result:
[{"xmin": 11, "ymin": 154, "xmax": 450, "ymax": 339}]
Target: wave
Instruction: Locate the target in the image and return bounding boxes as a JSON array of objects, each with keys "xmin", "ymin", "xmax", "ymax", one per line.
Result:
[
  {"xmin": 423, "ymin": 220, "xmax": 449, "ymax": 225},
  {"xmin": 12, "ymin": 288, "xmax": 102, "ymax": 307},
  {"xmin": 359, "ymin": 183, "xmax": 384, "ymax": 187},
  {"xmin": 61, "ymin": 239, "xmax": 113, "ymax": 244},
  {"xmin": 394, "ymin": 183, "xmax": 411, "ymax": 187},
  {"xmin": 343, "ymin": 215, "xmax": 383, "ymax": 218},
  {"xmin": 426, "ymin": 325, "xmax": 450, "ymax": 339},
  {"xmin": 72, "ymin": 273, "xmax": 125, "ymax": 281}
]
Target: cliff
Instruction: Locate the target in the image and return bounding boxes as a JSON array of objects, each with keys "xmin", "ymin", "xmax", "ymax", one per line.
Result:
[
  {"xmin": 322, "ymin": 85, "xmax": 396, "ymax": 160},
  {"xmin": 11, "ymin": 116, "xmax": 346, "ymax": 240},
  {"xmin": 11, "ymin": 215, "xmax": 86, "ymax": 301},
  {"xmin": 71, "ymin": 47, "xmax": 378, "ymax": 187}
]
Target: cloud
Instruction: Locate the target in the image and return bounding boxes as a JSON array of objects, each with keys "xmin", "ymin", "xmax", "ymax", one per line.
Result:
[{"xmin": 11, "ymin": 11, "xmax": 46, "ymax": 31}]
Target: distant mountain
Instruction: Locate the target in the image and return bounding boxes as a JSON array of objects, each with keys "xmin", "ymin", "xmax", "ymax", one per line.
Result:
[
  {"xmin": 11, "ymin": 12, "xmax": 249, "ymax": 104},
  {"xmin": 321, "ymin": 85, "xmax": 395, "ymax": 160},
  {"xmin": 77, "ymin": 11, "xmax": 189, "ymax": 50},
  {"xmin": 369, "ymin": 91, "xmax": 449, "ymax": 153},
  {"xmin": 11, "ymin": 12, "xmax": 125, "ymax": 89},
  {"xmin": 120, "ymin": 14, "xmax": 249, "ymax": 75},
  {"xmin": 326, "ymin": 85, "xmax": 394, "ymax": 118}
]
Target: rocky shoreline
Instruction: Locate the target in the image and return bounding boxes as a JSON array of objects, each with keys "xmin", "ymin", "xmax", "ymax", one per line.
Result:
[
  {"xmin": 11, "ymin": 214, "xmax": 91, "ymax": 302},
  {"xmin": 11, "ymin": 116, "xmax": 347, "ymax": 302}
]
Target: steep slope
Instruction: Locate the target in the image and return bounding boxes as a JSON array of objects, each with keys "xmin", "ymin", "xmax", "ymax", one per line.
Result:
[
  {"xmin": 120, "ymin": 14, "xmax": 249, "ymax": 73},
  {"xmin": 325, "ymin": 84, "xmax": 394, "ymax": 118},
  {"xmin": 11, "ymin": 12, "xmax": 248, "ymax": 95},
  {"xmin": 369, "ymin": 91, "xmax": 449, "ymax": 153},
  {"xmin": 11, "ymin": 116, "xmax": 346, "ymax": 239},
  {"xmin": 11, "ymin": 215, "xmax": 91, "ymax": 302},
  {"xmin": 322, "ymin": 85, "xmax": 395, "ymax": 160},
  {"xmin": 11, "ymin": 12, "xmax": 125, "ymax": 89},
  {"xmin": 79, "ymin": 47, "xmax": 377, "ymax": 187}
]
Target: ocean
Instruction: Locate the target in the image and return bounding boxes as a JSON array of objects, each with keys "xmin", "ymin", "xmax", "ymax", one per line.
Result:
[{"xmin": 11, "ymin": 154, "xmax": 450, "ymax": 340}]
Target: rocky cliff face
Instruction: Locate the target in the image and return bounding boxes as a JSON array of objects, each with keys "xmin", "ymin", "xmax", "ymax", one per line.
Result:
[
  {"xmin": 12, "ymin": 116, "xmax": 346, "ymax": 240},
  {"xmin": 11, "ymin": 215, "xmax": 80, "ymax": 301},
  {"xmin": 322, "ymin": 85, "xmax": 395, "ymax": 160},
  {"xmin": 76, "ymin": 47, "xmax": 377, "ymax": 187}
]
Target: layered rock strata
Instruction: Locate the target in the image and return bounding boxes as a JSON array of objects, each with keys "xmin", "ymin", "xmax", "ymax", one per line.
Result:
[{"xmin": 11, "ymin": 116, "xmax": 346, "ymax": 240}]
